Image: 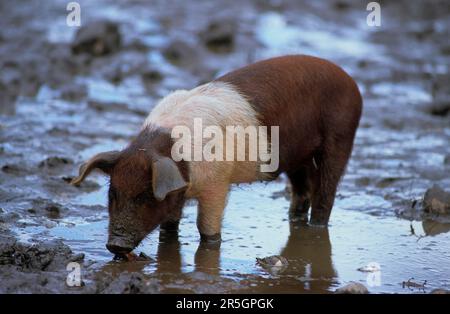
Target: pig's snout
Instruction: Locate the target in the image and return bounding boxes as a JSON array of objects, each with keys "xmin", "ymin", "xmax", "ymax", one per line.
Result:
[{"xmin": 106, "ymin": 235, "xmax": 135, "ymax": 255}]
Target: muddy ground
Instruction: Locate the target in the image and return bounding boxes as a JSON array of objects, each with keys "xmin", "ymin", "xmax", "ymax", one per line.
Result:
[{"xmin": 0, "ymin": 0, "xmax": 449, "ymax": 293}]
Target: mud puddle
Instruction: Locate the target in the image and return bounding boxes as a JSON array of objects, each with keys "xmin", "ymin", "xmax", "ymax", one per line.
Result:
[
  {"xmin": 9, "ymin": 178, "xmax": 450, "ymax": 293},
  {"xmin": 1, "ymin": 0, "xmax": 449, "ymax": 293}
]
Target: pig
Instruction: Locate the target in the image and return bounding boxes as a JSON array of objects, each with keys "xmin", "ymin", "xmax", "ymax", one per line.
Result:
[{"xmin": 71, "ymin": 55, "xmax": 362, "ymax": 255}]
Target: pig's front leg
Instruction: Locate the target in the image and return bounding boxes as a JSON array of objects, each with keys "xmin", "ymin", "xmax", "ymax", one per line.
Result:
[
  {"xmin": 196, "ymin": 184, "xmax": 229, "ymax": 243},
  {"xmin": 160, "ymin": 201, "xmax": 184, "ymax": 234}
]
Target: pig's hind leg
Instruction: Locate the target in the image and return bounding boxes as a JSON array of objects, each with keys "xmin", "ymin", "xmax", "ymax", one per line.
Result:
[
  {"xmin": 287, "ymin": 166, "xmax": 314, "ymax": 223},
  {"xmin": 309, "ymin": 139, "xmax": 353, "ymax": 225}
]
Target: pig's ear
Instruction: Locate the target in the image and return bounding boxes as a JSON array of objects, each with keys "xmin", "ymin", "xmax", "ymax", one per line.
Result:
[
  {"xmin": 152, "ymin": 157, "xmax": 188, "ymax": 201},
  {"xmin": 71, "ymin": 151, "xmax": 121, "ymax": 186}
]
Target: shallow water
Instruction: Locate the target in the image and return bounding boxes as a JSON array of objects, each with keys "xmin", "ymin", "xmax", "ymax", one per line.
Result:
[
  {"xmin": 1, "ymin": 0, "xmax": 449, "ymax": 293},
  {"xmin": 11, "ymin": 178, "xmax": 450, "ymax": 293}
]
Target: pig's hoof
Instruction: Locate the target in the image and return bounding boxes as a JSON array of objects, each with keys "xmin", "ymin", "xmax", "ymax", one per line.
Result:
[
  {"xmin": 309, "ymin": 213, "xmax": 329, "ymax": 227},
  {"xmin": 200, "ymin": 233, "xmax": 221, "ymax": 243},
  {"xmin": 289, "ymin": 212, "xmax": 309, "ymax": 224},
  {"xmin": 308, "ymin": 221, "xmax": 329, "ymax": 228}
]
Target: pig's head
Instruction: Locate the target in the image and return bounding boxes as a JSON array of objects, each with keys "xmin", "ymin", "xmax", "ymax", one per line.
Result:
[{"xmin": 71, "ymin": 131, "xmax": 188, "ymax": 255}]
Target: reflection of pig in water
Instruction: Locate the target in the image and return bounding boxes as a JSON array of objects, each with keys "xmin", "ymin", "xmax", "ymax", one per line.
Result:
[
  {"xmin": 248, "ymin": 221, "xmax": 336, "ymax": 293},
  {"xmin": 71, "ymin": 55, "xmax": 362, "ymax": 255},
  {"xmin": 280, "ymin": 222, "xmax": 337, "ymax": 292}
]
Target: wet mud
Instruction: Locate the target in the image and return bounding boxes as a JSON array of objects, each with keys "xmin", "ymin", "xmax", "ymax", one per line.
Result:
[{"xmin": 0, "ymin": 0, "xmax": 449, "ymax": 293}]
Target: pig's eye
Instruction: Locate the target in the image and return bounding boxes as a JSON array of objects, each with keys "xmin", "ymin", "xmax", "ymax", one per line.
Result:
[{"xmin": 135, "ymin": 192, "xmax": 150, "ymax": 204}]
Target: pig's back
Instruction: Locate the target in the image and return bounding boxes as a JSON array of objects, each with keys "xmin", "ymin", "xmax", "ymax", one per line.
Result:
[{"xmin": 216, "ymin": 55, "xmax": 362, "ymax": 174}]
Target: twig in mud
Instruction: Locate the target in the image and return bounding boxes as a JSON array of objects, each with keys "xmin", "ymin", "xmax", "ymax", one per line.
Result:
[
  {"xmin": 402, "ymin": 277, "xmax": 427, "ymax": 293},
  {"xmin": 406, "ymin": 180, "xmax": 429, "ymax": 242},
  {"xmin": 409, "ymin": 223, "xmax": 416, "ymax": 236},
  {"xmin": 409, "ymin": 222, "xmax": 426, "ymax": 242},
  {"xmin": 406, "ymin": 178, "xmax": 421, "ymax": 213}
]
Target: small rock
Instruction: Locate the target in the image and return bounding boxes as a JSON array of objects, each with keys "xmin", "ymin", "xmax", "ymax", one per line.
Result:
[
  {"xmin": 0, "ymin": 236, "xmax": 76, "ymax": 272},
  {"xmin": 422, "ymin": 219, "xmax": 450, "ymax": 236},
  {"xmin": 256, "ymin": 255, "xmax": 288, "ymax": 275},
  {"xmin": 44, "ymin": 205, "xmax": 61, "ymax": 219},
  {"xmin": 72, "ymin": 20, "xmax": 121, "ymax": 56},
  {"xmin": 101, "ymin": 272, "xmax": 159, "ymax": 294},
  {"xmin": 199, "ymin": 19, "xmax": 236, "ymax": 52},
  {"xmin": 256, "ymin": 255, "xmax": 288, "ymax": 267},
  {"xmin": 430, "ymin": 289, "xmax": 450, "ymax": 294},
  {"xmin": 141, "ymin": 68, "xmax": 163, "ymax": 84},
  {"xmin": 335, "ymin": 282, "xmax": 369, "ymax": 294},
  {"xmin": 162, "ymin": 40, "xmax": 198, "ymax": 67},
  {"xmin": 423, "ymin": 185, "xmax": 450, "ymax": 215},
  {"xmin": 38, "ymin": 156, "xmax": 73, "ymax": 169},
  {"xmin": 28, "ymin": 198, "xmax": 66, "ymax": 219},
  {"xmin": 1, "ymin": 164, "xmax": 26, "ymax": 175},
  {"xmin": 70, "ymin": 253, "xmax": 85, "ymax": 262}
]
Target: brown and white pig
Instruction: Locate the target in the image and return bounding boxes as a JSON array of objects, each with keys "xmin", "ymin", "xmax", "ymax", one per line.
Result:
[{"xmin": 71, "ymin": 55, "xmax": 362, "ymax": 255}]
